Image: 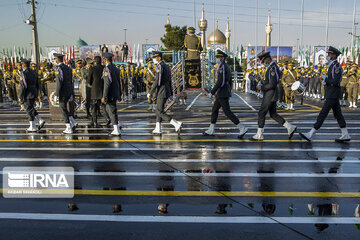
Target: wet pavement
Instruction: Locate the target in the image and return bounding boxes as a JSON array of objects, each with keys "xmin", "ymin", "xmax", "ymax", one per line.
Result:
[{"xmin": 0, "ymin": 91, "xmax": 359, "ymax": 240}]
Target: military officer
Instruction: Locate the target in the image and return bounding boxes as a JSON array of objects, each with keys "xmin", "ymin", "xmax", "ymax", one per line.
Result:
[
  {"xmin": 144, "ymin": 58, "xmax": 157, "ymax": 111},
  {"xmin": 30, "ymin": 63, "xmax": 44, "ymax": 110},
  {"xmin": 54, "ymin": 53, "xmax": 78, "ymax": 134},
  {"xmin": 147, "ymin": 51, "xmax": 182, "ymax": 135},
  {"xmin": 346, "ymin": 64, "xmax": 358, "ymax": 108},
  {"xmin": 18, "ymin": 59, "xmax": 45, "ymax": 132},
  {"xmin": 299, "ymin": 46, "xmax": 350, "ymax": 142},
  {"xmin": 203, "ymin": 50, "xmax": 248, "ymax": 138},
  {"xmin": 14, "ymin": 62, "xmax": 25, "ymax": 110},
  {"xmin": 282, "ymin": 63, "xmax": 298, "ymax": 110},
  {"xmin": 184, "ymin": 27, "xmax": 202, "ymax": 60},
  {"xmin": 251, "ymin": 52, "xmax": 297, "ymax": 141},
  {"xmin": 101, "ymin": 52, "xmax": 121, "ymax": 136}
]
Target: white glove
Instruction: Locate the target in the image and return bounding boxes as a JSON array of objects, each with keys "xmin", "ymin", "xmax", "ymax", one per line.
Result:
[
  {"xmin": 147, "ymin": 93, "xmax": 150, "ymax": 99},
  {"xmin": 208, "ymin": 93, "xmax": 212, "ymax": 99},
  {"xmin": 54, "ymin": 96, "xmax": 58, "ymax": 103},
  {"xmin": 322, "ymin": 80, "xmax": 326, "ymax": 86}
]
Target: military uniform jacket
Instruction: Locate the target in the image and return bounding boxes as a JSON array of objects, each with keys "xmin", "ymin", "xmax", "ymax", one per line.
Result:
[
  {"xmin": 89, "ymin": 64, "xmax": 105, "ymax": 100},
  {"xmin": 144, "ymin": 68, "xmax": 156, "ymax": 86},
  {"xmin": 261, "ymin": 62, "xmax": 281, "ymax": 102},
  {"xmin": 81, "ymin": 67, "xmax": 92, "ymax": 88},
  {"xmin": 184, "ymin": 34, "xmax": 202, "ymax": 60},
  {"xmin": 55, "ymin": 63, "xmax": 73, "ymax": 100},
  {"xmin": 324, "ymin": 60, "xmax": 343, "ymax": 99},
  {"xmin": 149, "ymin": 61, "xmax": 172, "ymax": 99},
  {"xmin": 19, "ymin": 68, "xmax": 39, "ymax": 100},
  {"xmin": 102, "ymin": 63, "xmax": 121, "ymax": 102},
  {"xmin": 282, "ymin": 70, "xmax": 298, "ymax": 86},
  {"xmin": 211, "ymin": 62, "xmax": 232, "ymax": 98}
]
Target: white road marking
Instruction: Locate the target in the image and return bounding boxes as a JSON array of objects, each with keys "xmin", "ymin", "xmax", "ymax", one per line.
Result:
[
  {"xmin": 0, "ymin": 213, "xmax": 358, "ymax": 224},
  {"xmin": 185, "ymin": 93, "xmax": 203, "ymax": 111},
  {"xmin": 0, "ymin": 158, "xmax": 358, "ymax": 163},
  {"xmin": 119, "ymin": 100, "xmax": 147, "ymax": 111},
  {"xmin": 0, "ymin": 147, "xmax": 358, "ymax": 153},
  {"xmin": 234, "ymin": 93, "xmax": 256, "ymax": 111}
]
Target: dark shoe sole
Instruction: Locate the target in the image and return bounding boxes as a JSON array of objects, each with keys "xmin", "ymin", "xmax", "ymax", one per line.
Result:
[
  {"xmin": 299, "ymin": 132, "xmax": 311, "ymax": 142},
  {"xmin": 238, "ymin": 130, "xmax": 248, "ymax": 139},
  {"xmin": 289, "ymin": 127, "xmax": 297, "ymax": 139}
]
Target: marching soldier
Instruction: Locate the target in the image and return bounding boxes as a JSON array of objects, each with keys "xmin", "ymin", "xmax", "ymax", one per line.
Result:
[
  {"xmin": 252, "ymin": 52, "xmax": 297, "ymax": 141},
  {"xmin": 147, "ymin": 51, "xmax": 182, "ymax": 135},
  {"xmin": 299, "ymin": 47, "xmax": 350, "ymax": 142},
  {"xmin": 277, "ymin": 63, "xmax": 286, "ymax": 109},
  {"xmin": 81, "ymin": 58, "xmax": 93, "ymax": 118},
  {"xmin": 101, "ymin": 52, "xmax": 121, "ymax": 136},
  {"xmin": 184, "ymin": 27, "xmax": 202, "ymax": 60},
  {"xmin": 88, "ymin": 56, "xmax": 108, "ymax": 128},
  {"xmin": 54, "ymin": 53, "xmax": 78, "ymax": 134},
  {"xmin": 144, "ymin": 58, "xmax": 157, "ymax": 111},
  {"xmin": 346, "ymin": 64, "xmax": 359, "ymax": 108},
  {"xmin": 31, "ymin": 63, "xmax": 44, "ymax": 110},
  {"xmin": 18, "ymin": 59, "xmax": 45, "ymax": 132},
  {"xmin": 203, "ymin": 50, "xmax": 248, "ymax": 138},
  {"xmin": 282, "ymin": 63, "xmax": 298, "ymax": 110}
]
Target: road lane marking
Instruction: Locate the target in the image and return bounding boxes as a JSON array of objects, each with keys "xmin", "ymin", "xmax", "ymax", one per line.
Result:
[
  {"xmin": 234, "ymin": 93, "xmax": 256, "ymax": 111},
  {"xmin": 0, "ymin": 213, "xmax": 359, "ymax": 224},
  {"xmin": 295, "ymin": 100, "xmax": 322, "ymax": 110},
  {"xmin": 185, "ymin": 93, "xmax": 203, "ymax": 111}
]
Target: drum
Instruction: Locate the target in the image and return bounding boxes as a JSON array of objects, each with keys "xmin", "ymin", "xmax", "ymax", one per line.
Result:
[
  {"xmin": 73, "ymin": 80, "xmax": 80, "ymax": 96},
  {"xmin": 291, "ymin": 81, "xmax": 306, "ymax": 95},
  {"xmin": 49, "ymin": 91, "xmax": 59, "ymax": 107}
]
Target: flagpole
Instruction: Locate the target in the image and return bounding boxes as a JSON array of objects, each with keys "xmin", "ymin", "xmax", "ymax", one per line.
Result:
[
  {"xmin": 325, "ymin": 0, "xmax": 330, "ymax": 48},
  {"xmin": 255, "ymin": 0, "xmax": 258, "ymax": 68},
  {"xmin": 351, "ymin": 0, "xmax": 356, "ymax": 61},
  {"xmin": 233, "ymin": 0, "xmax": 236, "ymax": 72},
  {"xmin": 277, "ymin": 0, "xmax": 280, "ymax": 62},
  {"xmin": 300, "ymin": 0, "xmax": 304, "ymax": 47}
]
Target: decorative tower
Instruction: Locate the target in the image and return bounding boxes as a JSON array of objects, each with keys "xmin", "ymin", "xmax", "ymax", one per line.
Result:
[
  {"xmin": 167, "ymin": 13, "xmax": 170, "ymax": 25},
  {"xmin": 198, "ymin": 4, "xmax": 208, "ymax": 51},
  {"xmin": 265, "ymin": 10, "xmax": 272, "ymax": 47},
  {"xmin": 165, "ymin": 13, "xmax": 171, "ymax": 34},
  {"xmin": 225, "ymin": 17, "xmax": 231, "ymax": 51}
]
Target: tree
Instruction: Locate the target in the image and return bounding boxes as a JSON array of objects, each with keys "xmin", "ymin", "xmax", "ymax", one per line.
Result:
[{"xmin": 160, "ymin": 24, "xmax": 187, "ymax": 51}]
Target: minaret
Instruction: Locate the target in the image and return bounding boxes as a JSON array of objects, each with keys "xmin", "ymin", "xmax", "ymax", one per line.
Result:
[
  {"xmin": 198, "ymin": 4, "xmax": 208, "ymax": 51},
  {"xmin": 165, "ymin": 14, "xmax": 171, "ymax": 34},
  {"xmin": 225, "ymin": 17, "xmax": 231, "ymax": 51},
  {"xmin": 167, "ymin": 13, "xmax": 170, "ymax": 25},
  {"xmin": 265, "ymin": 10, "xmax": 273, "ymax": 47}
]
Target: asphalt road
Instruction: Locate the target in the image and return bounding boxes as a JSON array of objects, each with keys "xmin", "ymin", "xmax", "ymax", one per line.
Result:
[{"xmin": 0, "ymin": 91, "xmax": 359, "ymax": 240}]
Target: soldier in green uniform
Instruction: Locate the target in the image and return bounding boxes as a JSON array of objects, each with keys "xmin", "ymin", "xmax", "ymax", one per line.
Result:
[
  {"xmin": 346, "ymin": 64, "xmax": 359, "ymax": 108},
  {"xmin": 0, "ymin": 67, "xmax": 3, "ymax": 103},
  {"xmin": 184, "ymin": 27, "xmax": 202, "ymax": 60},
  {"xmin": 13, "ymin": 62, "xmax": 25, "ymax": 110},
  {"xmin": 282, "ymin": 63, "xmax": 298, "ymax": 110},
  {"xmin": 4, "ymin": 65, "xmax": 15, "ymax": 104},
  {"xmin": 144, "ymin": 58, "xmax": 156, "ymax": 111},
  {"xmin": 81, "ymin": 58, "xmax": 93, "ymax": 118}
]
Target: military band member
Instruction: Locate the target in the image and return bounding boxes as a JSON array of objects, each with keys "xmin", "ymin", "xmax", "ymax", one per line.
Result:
[
  {"xmin": 346, "ymin": 64, "xmax": 358, "ymax": 108},
  {"xmin": 299, "ymin": 47, "xmax": 350, "ymax": 142},
  {"xmin": 144, "ymin": 58, "xmax": 157, "ymax": 111},
  {"xmin": 147, "ymin": 51, "xmax": 182, "ymax": 135},
  {"xmin": 4, "ymin": 65, "xmax": 16, "ymax": 104},
  {"xmin": 340, "ymin": 64, "xmax": 350, "ymax": 106},
  {"xmin": 252, "ymin": 52, "xmax": 297, "ymax": 141},
  {"xmin": 18, "ymin": 59, "xmax": 45, "ymax": 132},
  {"xmin": 282, "ymin": 63, "xmax": 297, "ymax": 110},
  {"xmin": 203, "ymin": 50, "xmax": 248, "ymax": 138},
  {"xmin": 0, "ymin": 68, "xmax": 3, "ymax": 103},
  {"xmin": 54, "ymin": 53, "xmax": 78, "ymax": 134},
  {"xmin": 14, "ymin": 62, "xmax": 25, "ymax": 110},
  {"xmin": 101, "ymin": 52, "xmax": 121, "ymax": 136}
]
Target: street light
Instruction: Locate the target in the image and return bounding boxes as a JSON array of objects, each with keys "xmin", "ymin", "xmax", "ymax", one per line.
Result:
[{"xmin": 123, "ymin": 28, "xmax": 127, "ymax": 43}]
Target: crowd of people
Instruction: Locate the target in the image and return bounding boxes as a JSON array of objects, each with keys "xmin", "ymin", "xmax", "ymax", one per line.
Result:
[{"xmin": 243, "ymin": 59, "xmax": 360, "ymax": 110}]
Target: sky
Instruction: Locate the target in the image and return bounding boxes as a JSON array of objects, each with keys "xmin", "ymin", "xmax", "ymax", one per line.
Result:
[{"xmin": 0, "ymin": 0, "xmax": 358, "ymax": 50}]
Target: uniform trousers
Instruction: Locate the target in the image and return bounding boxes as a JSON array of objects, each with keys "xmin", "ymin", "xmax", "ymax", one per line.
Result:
[
  {"xmin": 156, "ymin": 97, "xmax": 172, "ymax": 123},
  {"xmin": 258, "ymin": 100, "xmax": 285, "ymax": 128},
  {"xmin": 92, "ymin": 99, "xmax": 109, "ymax": 125},
  {"xmin": 24, "ymin": 98, "xmax": 38, "ymax": 121},
  {"xmin": 314, "ymin": 98, "xmax": 346, "ymax": 130},
  {"xmin": 210, "ymin": 97, "xmax": 239, "ymax": 125},
  {"xmin": 105, "ymin": 100, "xmax": 118, "ymax": 125}
]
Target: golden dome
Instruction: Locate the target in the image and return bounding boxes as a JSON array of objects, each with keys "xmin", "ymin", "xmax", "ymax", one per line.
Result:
[{"xmin": 207, "ymin": 21, "xmax": 226, "ymax": 46}]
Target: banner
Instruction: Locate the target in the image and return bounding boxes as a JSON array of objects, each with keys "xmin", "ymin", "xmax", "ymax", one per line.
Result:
[
  {"xmin": 247, "ymin": 46, "xmax": 293, "ymax": 68},
  {"xmin": 79, "ymin": 45, "xmax": 101, "ymax": 59},
  {"xmin": 142, "ymin": 44, "xmax": 160, "ymax": 61},
  {"xmin": 46, "ymin": 46, "xmax": 61, "ymax": 60},
  {"xmin": 313, "ymin": 46, "xmax": 327, "ymax": 67}
]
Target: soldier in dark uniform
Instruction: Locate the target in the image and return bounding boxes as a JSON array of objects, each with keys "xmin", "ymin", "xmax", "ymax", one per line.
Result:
[
  {"xmin": 88, "ymin": 56, "xmax": 108, "ymax": 128},
  {"xmin": 251, "ymin": 52, "xmax": 297, "ymax": 141},
  {"xmin": 203, "ymin": 50, "xmax": 248, "ymax": 138},
  {"xmin": 81, "ymin": 58, "xmax": 93, "ymax": 118},
  {"xmin": 299, "ymin": 46, "xmax": 350, "ymax": 142},
  {"xmin": 101, "ymin": 52, "xmax": 121, "ymax": 136},
  {"xmin": 147, "ymin": 51, "xmax": 182, "ymax": 135},
  {"xmin": 121, "ymin": 42, "xmax": 129, "ymax": 62},
  {"xmin": 18, "ymin": 59, "xmax": 45, "ymax": 132},
  {"xmin": 54, "ymin": 53, "xmax": 78, "ymax": 134}
]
